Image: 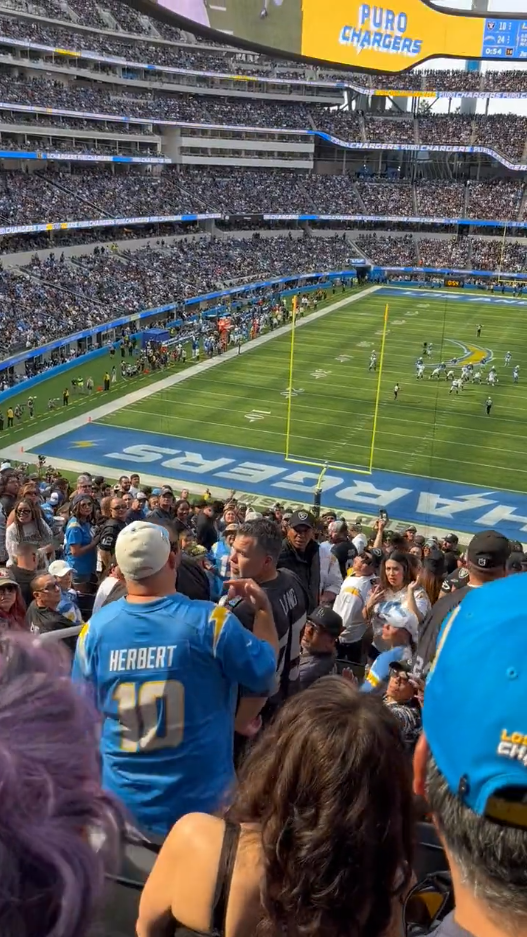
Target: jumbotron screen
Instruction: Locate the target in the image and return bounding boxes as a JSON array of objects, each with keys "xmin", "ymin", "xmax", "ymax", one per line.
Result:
[{"xmin": 126, "ymin": 0, "xmax": 527, "ymax": 73}]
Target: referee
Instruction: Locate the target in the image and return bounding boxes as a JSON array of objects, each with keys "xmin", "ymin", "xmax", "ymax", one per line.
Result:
[{"xmin": 485, "ymin": 396, "xmax": 493, "ymax": 416}]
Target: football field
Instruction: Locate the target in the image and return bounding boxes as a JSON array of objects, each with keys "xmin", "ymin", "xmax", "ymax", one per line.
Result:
[
  {"xmin": 91, "ymin": 286, "xmax": 527, "ymax": 493},
  {"xmin": 3, "ymin": 284, "xmax": 527, "ymax": 508}
]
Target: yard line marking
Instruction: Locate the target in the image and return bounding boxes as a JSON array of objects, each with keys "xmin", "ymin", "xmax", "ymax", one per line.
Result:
[{"xmin": 2, "ymin": 287, "xmax": 380, "ymax": 459}]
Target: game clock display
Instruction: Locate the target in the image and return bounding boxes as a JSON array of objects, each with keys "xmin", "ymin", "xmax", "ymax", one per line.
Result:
[
  {"xmin": 444, "ymin": 278, "xmax": 464, "ymax": 288},
  {"xmin": 481, "ymin": 18, "xmax": 527, "ymax": 60}
]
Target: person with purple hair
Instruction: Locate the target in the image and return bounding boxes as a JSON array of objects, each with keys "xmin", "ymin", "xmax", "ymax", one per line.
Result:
[{"xmin": 0, "ymin": 633, "xmax": 123, "ymax": 937}]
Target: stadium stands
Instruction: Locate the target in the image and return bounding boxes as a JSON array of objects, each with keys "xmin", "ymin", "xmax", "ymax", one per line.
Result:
[
  {"xmin": 1, "ymin": 170, "xmax": 524, "ymax": 228},
  {"xmin": 0, "ymin": 233, "xmax": 357, "ymax": 355}
]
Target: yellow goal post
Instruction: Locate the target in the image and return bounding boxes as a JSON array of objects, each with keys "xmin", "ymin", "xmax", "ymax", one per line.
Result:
[{"xmin": 283, "ymin": 302, "xmax": 390, "ymax": 477}]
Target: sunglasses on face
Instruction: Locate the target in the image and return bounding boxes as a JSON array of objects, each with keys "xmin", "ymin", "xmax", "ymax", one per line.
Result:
[
  {"xmin": 17, "ymin": 508, "xmax": 31, "ymax": 516},
  {"xmin": 0, "ymin": 584, "xmax": 17, "ymax": 594}
]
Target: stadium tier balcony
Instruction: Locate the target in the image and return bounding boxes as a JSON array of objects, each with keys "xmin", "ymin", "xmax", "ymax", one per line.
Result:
[
  {"xmin": 0, "ymin": 233, "xmax": 358, "ymax": 357},
  {"xmin": 0, "ymin": 170, "xmax": 524, "ymax": 227}
]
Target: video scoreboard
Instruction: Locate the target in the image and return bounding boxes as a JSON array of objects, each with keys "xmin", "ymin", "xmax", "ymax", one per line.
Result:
[{"xmin": 482, "ymin": 18, "xmax": 527, "ymax": 60}]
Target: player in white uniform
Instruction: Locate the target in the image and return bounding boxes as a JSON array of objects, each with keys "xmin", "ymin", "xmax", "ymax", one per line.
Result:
[
  {"xmin": 461, "ymin": 366, "xmax": 470, "ymax": 383},
  {"xmin": 488, "ymin": 368, "xmax": 498, "ymax": 386},
  {"xmin": 447, "ymin": 369, "xmax": 455, "ymax": 382},
  {"xmin": 429, "ymin": 367, "xmax": 441, "ymax": 380},
  {"xmin": 450, "ymin": 379, "xmax": 462, "ymax": 395},
  {"xmin": 369, "ymin": 352, "xmax": 377, "ymax": 371},
  {"xmin": 513, "ymin": 365, "xmax": 520, "ymax": 383},
  {"xmin": 473, "ymin": 370, "xmax": 481, "ymax": 384},
  {"xmin": 416, "ymin": 363, "xmax": 425, "ymax": 379},
  {"xmin": 426, "ymin": 343, "xmax": 433, "ymax": 357},
  {"xmin": 505, "ymin": 351, "xmax": 512, "ymax": 366}
]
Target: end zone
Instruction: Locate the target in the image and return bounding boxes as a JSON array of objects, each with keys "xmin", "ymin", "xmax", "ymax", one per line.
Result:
[{"xmin": 16, "ymin": 420, "xmax": 527, "ymax": 542}]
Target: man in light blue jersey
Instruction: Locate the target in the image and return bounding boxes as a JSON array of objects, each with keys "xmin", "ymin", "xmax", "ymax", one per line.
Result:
[{"xmin": 72, "ymin": 521, "xmax": 278, "ymax": 836}]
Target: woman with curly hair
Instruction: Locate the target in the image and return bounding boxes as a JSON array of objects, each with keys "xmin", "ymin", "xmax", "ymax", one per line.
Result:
[
  {"xmin": 5, "ymin": 497, "xmax": 53, "ymax": 563},
  {"xmin": 137, "ymin": 677, "xmax": 414, "ymax": 937}
]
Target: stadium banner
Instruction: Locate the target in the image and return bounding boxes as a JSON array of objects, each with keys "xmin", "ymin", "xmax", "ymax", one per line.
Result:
[
  {"xmin": 0, "ymin": 149, "xmax": 170, "ymax": 164},
  {"xmin": 121, "ymin": 0, "xmax": 527, "ymax": 73},
  {"xmin": 263, "ymin": 213, "xmax": 527, "ymax": 228},
  {"xmin": 315, "ymin": 134, "xmax": 527, "ymax": 173},
  {"xmin": 0, "ymin": 213, "xmax": 221, "ymax": 237},
  {"xmin": 0, "ymin": 211, "xmax": 524, "ymax": 238}
]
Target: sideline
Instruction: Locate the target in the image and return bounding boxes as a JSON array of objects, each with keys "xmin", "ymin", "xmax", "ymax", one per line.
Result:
[{"xmin": 2, "ymin": 285, "xmax": 381, "ymax": 458}]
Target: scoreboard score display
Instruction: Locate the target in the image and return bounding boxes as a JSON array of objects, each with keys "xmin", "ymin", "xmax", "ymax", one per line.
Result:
[
  {"xmin": 482, "ymin": 18, "xmax": 527, "ymax": 60},
  {"xmin": 124, "ymin": 0, "xmax": 527, "ymax": 73}
]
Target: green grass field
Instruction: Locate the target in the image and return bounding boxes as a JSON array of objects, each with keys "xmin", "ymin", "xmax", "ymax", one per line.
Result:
[
  {"xmin": 207, "ymin": 0, "xmax": 302, "ymax": 54},
  {"xmin": 3, "ymin": 286, "xmax": 527, "ymax": 494}
]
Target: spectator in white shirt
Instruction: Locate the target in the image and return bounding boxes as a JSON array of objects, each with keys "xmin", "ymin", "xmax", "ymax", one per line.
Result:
[{"xmin": 333, "ymin": 549, "xmax": 382, "ymax": 663}]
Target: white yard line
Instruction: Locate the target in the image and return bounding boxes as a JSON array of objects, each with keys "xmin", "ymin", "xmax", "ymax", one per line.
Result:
[{"xmin": 3, "ymin": 286, "xmax": 381, "ymax": 460}]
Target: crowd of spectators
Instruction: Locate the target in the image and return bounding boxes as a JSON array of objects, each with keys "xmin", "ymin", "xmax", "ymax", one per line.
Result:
[
  {"xmin": 357, "ymin": 180, "xmax": 414, "ymax": 216},
  {"xmin": 0, "ymin": 70, "xmax": 525, "ymax": 168},
  {"xmin": 364, "ymin": 116, "xmax": 416, "ymax": 144},
  {"xmin": 350, "ymin": 67, "xmax": 527, "ymax": 93},
  {"xmin": 3, "ymin": 168, "xmax": 523, "ymax": 229},
  {"xmin": 470, "ymin": 236, "xmax": 527, "ymax": 272},
  {"xmin": 417, "ymin": 237, "xmax": 471, "ymax": 269},
  {"xmin": 357, "ymin": 232, "xmax": 527, "ymax": 272},
  {"xmin": 0, "ymin": 462, "xmax": 524, "ymax": 937},
  {"xmin": 0, "ymin": 232, "xmax": 356, "ymax": 352},
  {"xmin": 356, "ymin": 233, "xmax": 417, "ymax": 266}
]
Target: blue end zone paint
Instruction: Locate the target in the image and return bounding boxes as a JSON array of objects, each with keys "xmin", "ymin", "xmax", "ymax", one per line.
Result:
[
  {"xmin": 32, "ymin": 423, "xmax": 527, "ymax": 539},
  {"xmin": 377, "ymin": 288, "xmax": 527, "ymax": 307}
]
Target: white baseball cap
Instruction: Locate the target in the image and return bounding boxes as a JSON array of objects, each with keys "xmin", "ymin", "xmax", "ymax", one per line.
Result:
[
  {"xmin": 48, "ymin": 560, "xmax": 73, "ymax": 578},
  {"xmin": 0, "ymin": 462, "xmax": 11, "ymax": 472},
  {"xmin": 115, "ymin": 521, "xmax": 171, "ymax": 581},
  {"xmin": 379, "ymin": 606, "xmax": 418, "ymax": 643}
]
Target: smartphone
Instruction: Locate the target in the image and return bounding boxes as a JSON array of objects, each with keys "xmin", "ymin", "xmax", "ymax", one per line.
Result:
[{"xmin": 379, "ymin": 509, "xmax": 389, "ymax": 523}]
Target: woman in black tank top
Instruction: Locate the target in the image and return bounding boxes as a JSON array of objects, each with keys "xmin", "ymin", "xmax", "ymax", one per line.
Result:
[{"xmin": 138, "ymin": 677, "xmax": 414, "ymax": 937}]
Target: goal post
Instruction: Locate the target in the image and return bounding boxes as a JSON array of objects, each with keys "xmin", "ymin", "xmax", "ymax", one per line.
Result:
[{"xmin": 283, "ymin": 301, "xmax": 390, "ymax": 477}]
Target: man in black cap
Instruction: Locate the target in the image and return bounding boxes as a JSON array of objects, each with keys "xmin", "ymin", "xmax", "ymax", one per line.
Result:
[
  {"xmin": 413, "ymin": 529, "xmax": 510, "ymax": 680},
  {"xmin": 278, "ymin": 510, "xmax": 321, "ymax": 612},
  {"xmin": 404, "ymin": 525, "xmax": 417, "ymax": 544},
  {"xmin": 441, "ymin": 532, "xmax": 459, "ymax": 552},
  {"xmin": 299, "ymin": 606, "xmax": 343, "ymax": 690}
]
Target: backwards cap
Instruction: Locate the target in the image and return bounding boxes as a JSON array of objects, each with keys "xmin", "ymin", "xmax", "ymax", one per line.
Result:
[
  {"xmin": 424, "ymin": 575, "xmax": 527, "ymax": 827},
  {"xmin": 115, "ymin": 521, "xmax": 171, "ymax": 581}
]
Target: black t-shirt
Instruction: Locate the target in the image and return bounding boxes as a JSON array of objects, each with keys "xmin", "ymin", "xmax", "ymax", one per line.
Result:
[
  {"xmin": 227, "ymin": 569, "xmax": 309, "ymax": 701},
  {"xmin": 413, "ymin": 585, "xmax": 472, "ymax": 680},
  {"xmin": 196, "ymin": 515, "xmax": 218, "ymax": 551},
  {"xmin": 10, "ymin": 566, "xmax": 34, "ymax": 608},
  {"xmin": 99, "ymin": 518, "xmax": 126, "ymax": 553}
]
